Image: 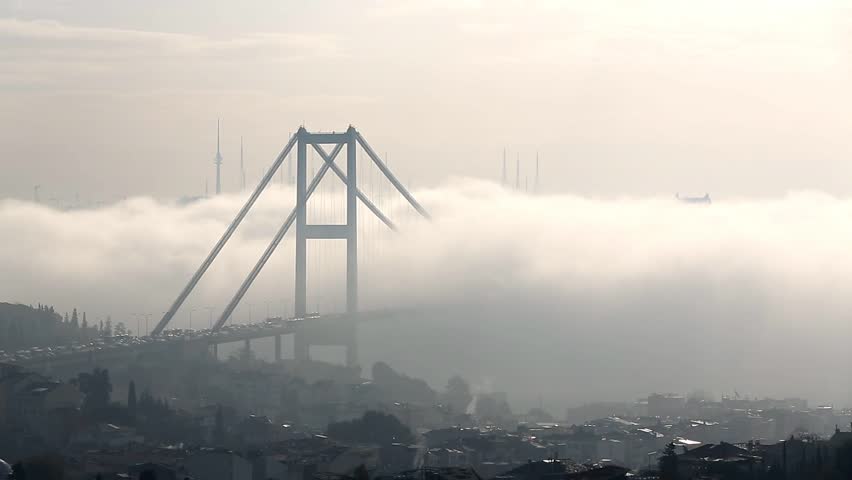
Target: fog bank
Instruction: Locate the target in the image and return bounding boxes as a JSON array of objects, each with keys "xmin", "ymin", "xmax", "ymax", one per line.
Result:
[{"xmin": 3, "ymin": 180, "xmax": 852, "ymax": 409}]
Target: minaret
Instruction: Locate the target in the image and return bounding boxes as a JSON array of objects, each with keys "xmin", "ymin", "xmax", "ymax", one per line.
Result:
[
  {"xmin": 502, "ymin": 148, "xmax": 507, "ymax": 186},
  {"xmin": 515, "ymin": 153, "xmax": 520, "ymax": 190},
  {"xmin": 240, "ymin": 136, "xmax": 246, "ymax": 191},
  {"xmin": 214, "ymin": 119, "xmax": 223, "ymax": 195}
]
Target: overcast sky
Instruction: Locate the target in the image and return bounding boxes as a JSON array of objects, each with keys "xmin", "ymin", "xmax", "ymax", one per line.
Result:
[{"xmin": 1, "ymin": 0, "xmax": 851, "ymax": 202}]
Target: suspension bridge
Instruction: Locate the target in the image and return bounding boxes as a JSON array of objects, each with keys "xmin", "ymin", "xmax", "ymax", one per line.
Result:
[{"xmin": 8, "ymin": 126, "xmax": 429, "ymax": 372}]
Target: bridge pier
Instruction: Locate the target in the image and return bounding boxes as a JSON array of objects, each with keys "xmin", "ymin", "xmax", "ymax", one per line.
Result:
[
  {"xmin": 293, "ymin": 321, "xmax": 357, "ymax": 368},
  {"xmin": 243, "ymin": 338, "xmax": 251, "ymax": 355},
  {"xmin": 346, "ymin": 337, "xmax": 357, "ymax": 369},
  {"xmin": 294, "ymin": 331, "xmax": 309, "ymax": 362},
  {"xmin": 274, "ymin": 335, "xmax": 282, "ymax": 362},
  {"xmin": 211, "ymin": 343, "xmax": 218, "ymax": 359}
]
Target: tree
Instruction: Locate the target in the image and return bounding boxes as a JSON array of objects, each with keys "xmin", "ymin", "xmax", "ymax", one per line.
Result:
[
  {"xmin": 353, "ymin": 464, "xmax": 370, "ymax": 480},
  {"xmin": 114, "ymin": 321, "xmax": 127, "ymax": 336},
  {"xmin": 77, "ymin": 367, "xmax": 112, "ymax": 413},
  {"xmin": 16, "ymin": 455, "xmax": 64, "ymax": 480},
  {"xmin": 213, "ymin": 405, "xmax": 226, "ymax": 445},
  {"xmin": 445, "ymin": 375, "xmax": 473, "ymax": 413},
  {"xmin": 836, "ymin": 440, "xmax": 852, "ymax": 479},
  {"xmin": 659, "ymin": 442, "xmax": 679, "ymax": 480},
  {"xmin": 12, "ymin": 462, "xmax": 26, "ymax": 480},
  {"xmin": 128, "ymin": 380, "xmax": 137, "ymax": 416},
  {"xmin": 327, "ymin": 410, "xmax": 414, "ymax": 446},
  {"xmin": 140, "ymin": 470, "xmax": 158, "ymax": 480}
]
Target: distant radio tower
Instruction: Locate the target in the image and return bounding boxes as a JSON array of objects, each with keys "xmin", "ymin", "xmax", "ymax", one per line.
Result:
[
  {"xmin": 214, "ymin": 119, "xmax": 223, "ymax": 195},
  {"xmin": 240, "ymin": 136, "xmax": 246, "ymax": 191},
  {"xmin": 502, "ymin": 148, "xmax": 507, "ymax": 186},
  {"xmin": 535, "ymin": 151, "xmax": 539, "ymax": 194},
  {"xmin": 515, "ymin": 153, "xmax": 520, "ymax": 190}
]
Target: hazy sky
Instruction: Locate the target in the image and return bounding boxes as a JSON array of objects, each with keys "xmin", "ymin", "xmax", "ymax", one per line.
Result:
[{"xmin": 2, "ymin": 0, "xmax": 851, "ymax": 202}]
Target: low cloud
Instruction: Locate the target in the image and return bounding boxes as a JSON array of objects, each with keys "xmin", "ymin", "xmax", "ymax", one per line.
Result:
[{"xmin": 3, "ymin": 180, "xmax": 852, "ymax": 409}]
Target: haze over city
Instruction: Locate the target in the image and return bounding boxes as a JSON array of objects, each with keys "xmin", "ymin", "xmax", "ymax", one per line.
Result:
[{"xmin": 3, "ymin": 2, "xmax": 852, "ymax": 479}]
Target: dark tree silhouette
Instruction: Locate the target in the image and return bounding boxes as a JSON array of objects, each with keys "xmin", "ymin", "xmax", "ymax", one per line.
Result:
[
  {"xmin": 659, "ymin": 442, "xmax": 679, "ymax": 480},
  {"xmin": 445, "ymin": 375, "xmax": 473, "ymax": 413},
  {"xmin": 353, "ymin": 464, "xmax": 370, "ymax": 480},
  {"xmin": 327, "ymin": 411, "xmax": 414, "ymax": 446},
  {"xmin": 836, "ymin": 440, "xmax": 852, "ymax": 479},
  {"xmin": 140, "ymin": 470, "xmax": 158, "ymax": 480},
  {"xmin": 128, "ymin": 380, "xmax": 137, "ymax": 416},
  {"xmin": 77, "ymin": 367, "xmax": 112, "ymax": 413},
  {"xmin": 15, "ymin": 454, "xmax": 64, "ymax": 480},
  {"xmin": 213, "ymin": 405, "xmax": 225, "ymax": 445},
  {"xmin": 12, "ymin": 462, "xmax": 26, "ymax": 480}
]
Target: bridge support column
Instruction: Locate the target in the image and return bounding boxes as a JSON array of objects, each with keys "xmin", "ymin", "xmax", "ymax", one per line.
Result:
[
  {"xmin": 344, "ymin": 127, "xmax": 359, "ymax": 369},
  {"xmin": 274, "ymin": 334, "xmax": 282, "ymax": 362},
  {"xmin": 243, "ymin": 338, "xmax": 251, "ymax": 354},
  {"xmin": 346, "ymin": 126, "xmax": 358, "ymax": 317},
  {"xmin": 346, "ymin": 338, "xmax": 357, "ymax": 369},
  {"xmin": 211, "ymin": 343, "xmax": 218, "ymax": 359},
  {"xmin": 294, "ymin": 331, "xmax": 309, "ymax": 362},
  {"xmin": 295, "ymin": 128, "xmax": 307, "ymax": 319}
]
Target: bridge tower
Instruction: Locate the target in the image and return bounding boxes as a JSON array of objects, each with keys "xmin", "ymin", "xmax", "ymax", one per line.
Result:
[{"xmin": 294, "ymin": 126, "xmax": 358, "ymax": 366}]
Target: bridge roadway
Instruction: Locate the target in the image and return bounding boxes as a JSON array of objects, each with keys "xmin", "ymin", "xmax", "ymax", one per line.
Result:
[{"xmin": 1, "ymin": 311, "xmax": 397, "ymax": 373}]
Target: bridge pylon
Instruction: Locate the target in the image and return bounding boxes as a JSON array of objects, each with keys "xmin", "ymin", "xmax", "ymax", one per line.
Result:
[{"xmin": 294, "ymin": 126, "xmax": 358, "ymax": 364}]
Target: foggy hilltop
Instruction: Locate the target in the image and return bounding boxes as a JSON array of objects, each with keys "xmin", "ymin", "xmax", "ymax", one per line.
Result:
[{"xmin": 4, "ymin": 182, "xmax": 852, "ymax": 408}]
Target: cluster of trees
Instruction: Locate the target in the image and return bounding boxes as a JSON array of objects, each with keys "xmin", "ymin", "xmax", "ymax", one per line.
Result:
[
  {"xmin": 327, "ymin": 411, "xmax": 414, "ymax": 446},
  {"xmin": 372, "ymin": 362, "xmax": 438, "ymax": 405},
  {"xmin": 444, "ymin": 375, "xmax": 473, "ymax": 413},
  {"xmin": 68, "ymin": 367, "xmax": 203, "ymax": 445},
  {"xmin": 60, "ymin": 308, "xmax": 129, "ymax": 338},
  {"xmin": 0, "ymin": 302, "xmax": 129, "ymax": 351},
  {"xmin": 10, "ymin": 454, "xmax": 65, "ymax": 480}
]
